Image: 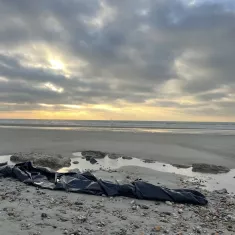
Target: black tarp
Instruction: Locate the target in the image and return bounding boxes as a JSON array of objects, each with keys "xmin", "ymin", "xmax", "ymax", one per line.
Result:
[{"xmin": 0, "ymin": 162, "xmax": 208, "ymax": 205}]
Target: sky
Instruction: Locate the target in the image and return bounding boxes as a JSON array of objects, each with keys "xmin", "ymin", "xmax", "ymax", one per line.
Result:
[{"xmin": 0, "ymin": 0, "xmax": 235, "ymax": 121}]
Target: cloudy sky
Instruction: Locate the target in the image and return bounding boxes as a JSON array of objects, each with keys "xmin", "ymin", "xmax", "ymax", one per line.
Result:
[{"xmin": 0, "ymin": 0, "xmax": 235, "ymax": 121}]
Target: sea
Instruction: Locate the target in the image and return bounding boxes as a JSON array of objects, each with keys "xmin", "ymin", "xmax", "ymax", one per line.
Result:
[{"xmin": 0, "ymin": 119, "xmax": 235, "ymax": 135}]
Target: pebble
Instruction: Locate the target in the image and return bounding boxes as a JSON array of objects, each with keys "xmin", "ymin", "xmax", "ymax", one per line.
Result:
[
  {"xmin": 165, "ymin": 201, "xmax": 173, "ymax": 206},
  {"xmin": 154, "ymin": 226, "xmax": 162, "ymax": 232},
  {"xmin": 41, "ymin": 213, "xmax": 48, "ymax": 219},
  {"xmin": 178, "ymin": 209, "xmax": 183, "ymax": 214},
  {"xmin": 73, "ymin": 161, "xmax": 79, "ymax": 164},
  {"xmin": 74, "ymin": 201, "xmax": 83, "ymax": 206},
  {"xmin": 140, "ymin": 204, "xmax": 149, "ymax": 209}
]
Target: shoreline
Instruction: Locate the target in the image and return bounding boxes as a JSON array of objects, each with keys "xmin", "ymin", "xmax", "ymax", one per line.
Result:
[{"xmin": 1, "ymin": 128, "xmax": 235, "ymax": 167}]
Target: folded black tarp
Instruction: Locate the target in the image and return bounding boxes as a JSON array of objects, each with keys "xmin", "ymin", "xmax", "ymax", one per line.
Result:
[{"xmin": 0, "ymin": 162, "xmax": 208, "ymax": 205}]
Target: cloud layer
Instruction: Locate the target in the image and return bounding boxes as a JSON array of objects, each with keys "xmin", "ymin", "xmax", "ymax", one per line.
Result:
[{"xmin": 0, "ymin": 0, "xmax": 235, "ymax": 120}]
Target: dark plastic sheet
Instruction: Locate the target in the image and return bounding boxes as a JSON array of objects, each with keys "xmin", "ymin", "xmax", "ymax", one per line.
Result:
[{"xmin": 0, "ymin": 162, "xmax": 208, "ymax": 205}]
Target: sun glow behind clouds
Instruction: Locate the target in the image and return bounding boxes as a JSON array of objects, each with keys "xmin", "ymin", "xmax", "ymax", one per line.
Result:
[{"xmin": 49, "ymin": 59, "xmax": 65, "ymax": 70}]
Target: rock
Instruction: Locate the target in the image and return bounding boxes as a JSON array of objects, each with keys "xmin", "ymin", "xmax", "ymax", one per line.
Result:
[
  {"xmin": 77, "ymin": 215, "xmax": 87, "ymax": 223},
  {"xmin": 154, "ymin": 226, "xmax": 162, "ymax": 232},
  {"xmin": 0, "ymin": 162, "xmax": 7, "ymax": 167},
  {"xmin": 90, "ymin": 157, "xmax": 98, "ymax": 164},
  {"xmin": 10, "ymin": 152, "xmax": 70, "ymax": 170},
  {"xmin": 143, "ymin": 159, "xmax": 156, "ymax": 163},
  {"xmin": 120, "ymin": 215, "xmax": 127, "ymax": 220},
  {"xmin": 130, "ymin": 200, "xmax": 136, "ymax": 205},
  {"xmin": 41, "ymin": 213, "xmax": 48, "ymax": 219},
  {"xmin": 172, "ymin": 164, "xmax": 191, "ymax": 169},
  {"xmin": 107, "ymin": 153, "xmax": 121, "ymax": 159},
  {"xmin": 73, "ymin": 161, "xmax": 79, "ymax": 164},
  {"xmin": 178, "ymin": 209, "xmax": 183, "ymax": 214},
  {"xmin": 122, "ymin": 156, "xmax": 132, "ymax": 160},
  {"xmin": 227, "ymin": 215, "xmax": 235, "ymax": 222},
  {"xmin": 131, "ymin": 205, "xmax": 139, "ymax": 210},
  {"xmin": 214, "ymin": 188, "xmax": 228, "ymax": 194},
  {"xmin": 193, "ymin": 226, "xmax": 202, "ymax": 234},
  {"xmin": 74, "ymin": 201, "xmax": 83, "ymax": 206},
  {"xmin": 140, "ymin": 204, "xmax": 149, "ymax": 209},
  {"xmin": 161, "ymin": 211, "xmax": 171, "ymax": 216},
  {"xmin": 97, "ymin": 221, "xmax": 105, "ymax": 227},
  {"xmin": 81, "ymin": 151, "xmax": 106, "ymax": 159},
  {"xmin": 163, "ymin": 164, "xmax": 166, "ymax": 167},
  {"xmin": 192, "ymin": 163, "xmax": 230, "ymax": 174},
  {"xmin": 85, "ymin": 155, "xmax": 93, "ymax": 161},
  {"xmin": 165, "ymin": 201, "xmax": 173, "ymax": 206},
  {"xmin": 154, "ymin": 208, "xmax": 159, "ymax": 212}
]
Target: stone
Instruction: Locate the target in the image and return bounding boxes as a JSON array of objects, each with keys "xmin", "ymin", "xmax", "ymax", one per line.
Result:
[
  {"xmin": 161, "ymin": 211, "xmax": 171, "ymax": 216},
  {"xmin": 0, "ymin": 162, "xmax": 7, "ymax": 167},
  {"xmin": 172, "ymin": 164, "xmax": 191, "ymax": 169},
  {"xmin": 77, "ymin": 215, "xmax": 87, "ymax": 223},
  {"xmin": 41, "ymin": 213, "xmax": 48, "ymax": 219},
  {"xmin": 81, "ymin": 151, "xmax": 106, "ymax": 159},
  {"xmin": 165, "ymin": 201, "xmax": 173, "ymax": 206},
  {"xmin": 178, "ymin": 209, "xmax": 183, "ymax": 214},
  {"xmin": 74, "ymin": 201, "xmax": 83, "ymax": 206},
  {"xmin": 140, "ymin": 204, "xmax": 149, "ymax": 209},
  {"xmin": 143, "ymin": 159, "xmax": 156, "ymax": 163},
  {"xmin": 154, "ymin": 226, "xmax": 162, "ymax": 232},
  {"xmin": 214, "ymin": 188, "xmax": 228, "ymax": 194},
  {"xmin": 97, "ymin": 221, "xmax": 106, "ymax": 227},
  {"xmin": 73, "ymin": 161, "xmax": 79, "ymax": 164},
  {"xmin": 122, "ymin": 156, "xmax": 132, "ymax": 160},
  {"xmin": 90, "ymin": 157, "xmax": 98, "ymax": 164},
  {"xmin": 120, "ymin": 215, "xmax": 127, "ymax": 220},
  {"xmin": 10, "ymin": 152, "xmax": 71, "ymax": 170},
  {"xmin": 108, "ymin": 153, "xmax": 121, "ymax": 159},
  {"xmin": 192, "ymin": 163, "xmax": 230, "ymax": 174}
]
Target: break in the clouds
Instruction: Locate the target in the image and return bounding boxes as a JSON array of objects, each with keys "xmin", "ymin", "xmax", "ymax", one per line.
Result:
[{"xmin": 0, "ymin": 0, "xmax": 235, "ymax": 120}]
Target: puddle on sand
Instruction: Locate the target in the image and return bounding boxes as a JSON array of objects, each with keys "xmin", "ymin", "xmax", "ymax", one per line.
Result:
[
  {"xmin": 1, "ymin": 153, "xmax": 235, "ymax": 193},
  {"xmin": 0, "ymin": 155, "xmax": 14, "ymax": 165},
  {"xmin": 59, "ymin": 152, "xmax": 235, "ymax": 194}
]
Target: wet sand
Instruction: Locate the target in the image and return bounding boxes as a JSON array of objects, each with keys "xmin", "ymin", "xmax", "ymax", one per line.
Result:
[
  {"xmin": 0, "ymin": 127, "xmax": 235, "ymax": 167},
  {"xmin": 1, "ymin": 127, "xmax": 235, "ymax": 234}
]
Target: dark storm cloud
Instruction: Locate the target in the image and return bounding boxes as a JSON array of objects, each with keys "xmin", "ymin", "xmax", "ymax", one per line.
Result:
[{"xmin": 0, "ymin": 0, "xmax": 235, "ymax": 116}]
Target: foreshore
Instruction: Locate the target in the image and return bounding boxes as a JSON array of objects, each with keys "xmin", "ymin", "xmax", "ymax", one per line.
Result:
[
  {"xmin": 1, "ymin": 127, "xmax": 235, "ymax": 234},
  {"xmin": 1, "ymin": 127, "xmax": 235, "ymax": 167}
]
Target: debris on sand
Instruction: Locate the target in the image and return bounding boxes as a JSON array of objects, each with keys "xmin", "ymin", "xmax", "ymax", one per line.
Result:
[
  {"xmin": 10, "ymin": 152, "xmax": 71, "ymax": 170},
  {"xmin": 143, "ymin": 159, "xmax": 156, "ymax": 163},
  {"xmin": 121, "ymin": 156, "xmax": 132, "ymax": 160},
  {"xmin": 90, "ymin": 157, "xmax": 98, "ymax": 164},
  {"xmin": 81, "ymin": 151, "xmax": 106, "ymax": 159},
  {"xmin": 192, "ymin": 163, "xmax": 230, "ymax": 174},
  {"xmin": 172, "ymin": 164, "xmax": 191, "ymax": 169}
]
